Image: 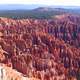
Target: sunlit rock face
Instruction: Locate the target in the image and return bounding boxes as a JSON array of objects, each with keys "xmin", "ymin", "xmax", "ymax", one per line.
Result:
[
  {"xmin": 0, "ymin": 64, "xmax": 26, "ymax": 80},
  {"xmin": 0, "ymin": 64, "xmax": 40, "ymax": 80},
  {"xmin": 0, "ymin": 14, "xmax": 79, "ymax": 80}
]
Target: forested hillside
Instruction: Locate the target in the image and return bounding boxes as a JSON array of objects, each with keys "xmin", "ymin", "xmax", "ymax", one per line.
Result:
[{"xmin": 0, "ymin": 7, "xmax": 80, "ymax": 19}]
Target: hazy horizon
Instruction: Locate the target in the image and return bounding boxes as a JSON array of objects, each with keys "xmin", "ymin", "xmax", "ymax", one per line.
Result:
[{"xmin": 0, "ymin": 4, "xmax": 80, "ymax": 10}]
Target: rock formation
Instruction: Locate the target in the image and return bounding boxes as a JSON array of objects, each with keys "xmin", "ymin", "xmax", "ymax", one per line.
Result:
[{"xmin": 0, "ymin": 14, "xmax": 79, "ymax": 80}]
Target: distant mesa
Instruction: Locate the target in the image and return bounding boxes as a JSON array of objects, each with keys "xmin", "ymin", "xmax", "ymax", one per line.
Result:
[{"xmin": 34, "ymin": 7, "xmax": 54, "ymax": 11}]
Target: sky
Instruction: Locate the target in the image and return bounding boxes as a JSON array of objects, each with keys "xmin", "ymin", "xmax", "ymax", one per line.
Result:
[{"xmin": 0, "ymin": 0, "xmax": 80, "ymax": 6}]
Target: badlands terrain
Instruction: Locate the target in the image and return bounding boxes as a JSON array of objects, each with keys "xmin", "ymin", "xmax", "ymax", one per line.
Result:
[{"xmin": 0, "ymin": 14, "xmax": 79, "ymax": 80}]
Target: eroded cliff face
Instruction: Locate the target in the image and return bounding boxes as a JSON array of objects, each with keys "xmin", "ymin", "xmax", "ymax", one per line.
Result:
[
  {"xmin": 0, "ymin": 64, "xmax": 40, "ymax": 80},
  {"xmin": 0, "ymin": 14, "xmax": 79, "ymax": 80}
]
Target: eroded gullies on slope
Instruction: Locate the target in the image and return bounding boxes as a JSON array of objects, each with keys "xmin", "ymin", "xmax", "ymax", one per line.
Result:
[{"xmin": 0, "ymin": 15, "xmax": 79, "ymax": 80}]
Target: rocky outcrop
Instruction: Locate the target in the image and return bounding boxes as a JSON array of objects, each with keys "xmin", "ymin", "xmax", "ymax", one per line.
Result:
[
  {"xmin": 0, "ymin": 63, "xmax": 40, "ymax": 80},
  {"xmin": 0, "ymin": 15, "xmax": 79, "ymax": 80}
]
